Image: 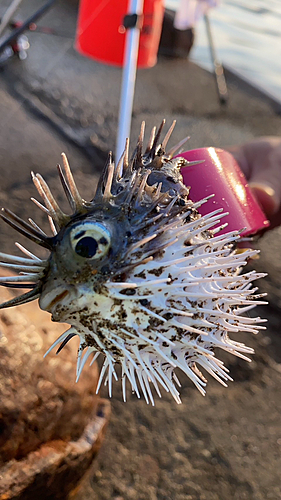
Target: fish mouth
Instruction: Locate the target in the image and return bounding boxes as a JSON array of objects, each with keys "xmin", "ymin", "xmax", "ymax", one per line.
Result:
[{"xmin": 39, "ymin": 287, "xmax": 70, "ymax": 313}]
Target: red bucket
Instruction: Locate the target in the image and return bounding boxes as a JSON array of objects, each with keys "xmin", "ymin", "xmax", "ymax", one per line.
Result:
[{"xmin": 76, "ymin": 0, "xmax": 164, "ymax": 68}]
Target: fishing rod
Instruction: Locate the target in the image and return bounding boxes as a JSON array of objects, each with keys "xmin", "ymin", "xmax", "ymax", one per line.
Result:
[
  {"xmin": 0, "ymin": 0, "xmax": 23, "ymax": 37},
  {"xmin": 6, "ymin": 21, "xmax": 70, "ymax": 38},
  {"xmin": 204, "ymin": 12, "xmax": 228, "ymax": 106},
  {"xmin": 0, "ymin": 0, "xmax": 56, "ymax": 62}
]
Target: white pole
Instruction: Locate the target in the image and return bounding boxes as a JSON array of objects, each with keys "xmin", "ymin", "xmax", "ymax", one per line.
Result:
[{"xmin": 115, "ymin": 0, "xmax": 144, "ymax": 165}]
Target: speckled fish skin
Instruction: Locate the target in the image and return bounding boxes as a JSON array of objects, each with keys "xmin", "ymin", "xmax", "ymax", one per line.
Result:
[{"xmin": 0, "ymin": 121, "xmax": 267, "ymax": 405}]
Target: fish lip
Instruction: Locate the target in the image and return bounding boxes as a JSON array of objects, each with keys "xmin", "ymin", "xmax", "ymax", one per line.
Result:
[{"xmin": 39, "ymin": 287, "xmax": 69, "ymax": 313}]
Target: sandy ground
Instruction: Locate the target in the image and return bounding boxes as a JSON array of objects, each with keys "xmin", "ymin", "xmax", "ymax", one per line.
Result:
[{"xmin": 1, "ymin": 1, "xmax": 281, "ymax": 499}]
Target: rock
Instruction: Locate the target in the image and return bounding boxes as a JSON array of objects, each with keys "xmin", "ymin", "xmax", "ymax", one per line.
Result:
[
  {"xmin": 0, "ymin": 399, "xmax": 110, "ymax": 500},
  {"xmin": 0, "ymin": 280, "xmax": 110, "ymax": 499}
]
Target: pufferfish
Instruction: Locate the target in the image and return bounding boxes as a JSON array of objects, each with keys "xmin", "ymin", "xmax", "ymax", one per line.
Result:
[{"xmin": 0, "ymin": 121, "xmax": 266, "ymax": 405}]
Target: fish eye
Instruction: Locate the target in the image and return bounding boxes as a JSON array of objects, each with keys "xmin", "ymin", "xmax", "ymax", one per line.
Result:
[{"xmin": 69, "ymin": 222, "xmax": 111, "ymax": 260}]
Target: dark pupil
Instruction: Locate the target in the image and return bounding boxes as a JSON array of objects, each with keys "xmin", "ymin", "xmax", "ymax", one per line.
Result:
[{"xmin": 75, "ymin": 237, "xmax": 98, "ymax": 258}]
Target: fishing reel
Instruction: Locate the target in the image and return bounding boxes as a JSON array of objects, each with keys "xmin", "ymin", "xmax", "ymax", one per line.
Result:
[{"xmin": 0, "ymin": 0, "xmax": 55, "ymax": 66}]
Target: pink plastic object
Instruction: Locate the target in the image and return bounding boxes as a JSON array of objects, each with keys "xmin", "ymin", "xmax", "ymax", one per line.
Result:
[{"xmin": 180, "ymin": 147, "xmax": 270, "ymax": 236}]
